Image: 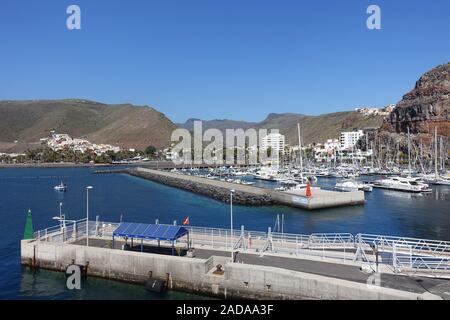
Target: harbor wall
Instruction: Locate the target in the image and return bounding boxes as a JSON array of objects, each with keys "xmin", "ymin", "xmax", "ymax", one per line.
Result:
[
  {"xmin": 21, "ymin": 240, "xmax": 437, "ymax": 300},
  {"xmin": 128, "ymin": 167, "xmax": 274, "ymax": 206},
  {"xmin": 125, "ymin": 168, "xmax": 365, "ymax": 210}
]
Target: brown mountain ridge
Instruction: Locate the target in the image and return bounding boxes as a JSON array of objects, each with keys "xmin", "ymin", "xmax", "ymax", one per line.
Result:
[{"xmin": 0, "ymin": 99, "xmax": 177, "ymax": 153}]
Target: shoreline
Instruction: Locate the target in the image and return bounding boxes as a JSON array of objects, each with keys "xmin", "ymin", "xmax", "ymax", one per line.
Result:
[{"xmin": 0, "ymin": 162, "xmax": 144, "ymax": 169}]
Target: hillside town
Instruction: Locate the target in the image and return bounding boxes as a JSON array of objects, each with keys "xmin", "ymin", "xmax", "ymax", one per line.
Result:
[
  {"xmin": 354, "ymin": 104, "xmax": 396, "ymax": 116},
  {"xmin": 163, "ymin": 128, "xmax": 375, "ymax": 164},
  {"xmin": 0, "ymin": 132, "xmax": 156, "ymax": 164},
  {"xmin": 40, "ymin": 132, "xmax": 122, "ymax": 154}
]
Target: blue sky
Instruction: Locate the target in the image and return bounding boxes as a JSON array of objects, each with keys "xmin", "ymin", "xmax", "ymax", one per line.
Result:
[{"xmin": 0, "ymin": 0, "xmax": 449, "ymax": 123}]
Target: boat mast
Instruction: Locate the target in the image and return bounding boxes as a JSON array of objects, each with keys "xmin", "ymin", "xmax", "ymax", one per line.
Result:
[
  {"xmin": 297, "ymin": 123, "xmax": 303, "ymax": 174},
  {"xmin": 407, "ymin": 127, "xmax": 412, "ymax": 177},
  {"xmin": 435, "ymin": 127, "xmax": 438, "ymax": 179},
  {"xmin": 386, "ymin": 141, "xmax": 390, "ymax": 169},
  {"xmin": 371, "ymin": 141, "xmax": 374, "ymax": 169}
]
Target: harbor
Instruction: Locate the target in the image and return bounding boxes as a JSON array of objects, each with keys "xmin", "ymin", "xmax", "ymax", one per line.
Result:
[
  {"xmin": 18, "ymin": 163, "xmax": 450, "ymax": 300},
  {"xmin": 3, "ymin": 165, "xmax": 449, "ymax": 300}
]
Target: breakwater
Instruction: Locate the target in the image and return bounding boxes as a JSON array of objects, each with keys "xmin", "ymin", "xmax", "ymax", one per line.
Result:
[
  {"xmin": 127, "ymin": 168, "xmax": 274, "ymax": 206},
  {"xmin": 124, "ymin": 167, "xmax": 365, "ymax": 210}
]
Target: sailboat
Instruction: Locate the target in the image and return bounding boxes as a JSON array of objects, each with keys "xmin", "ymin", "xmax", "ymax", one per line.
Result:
[
  {"xmin": 294, "ymin": 123, "xmax": 308, "ymax": 186},
  {"xmin": 430, "ymin": 127, "xmax": 450, "ymax": 186},
  {"xmin": 372, "ymin": 128, "xmax": 431, "ymax": 193}
]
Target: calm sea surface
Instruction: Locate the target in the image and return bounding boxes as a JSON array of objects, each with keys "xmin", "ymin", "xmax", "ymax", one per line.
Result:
[{"xmin": 0, "ymin": 167, "xmax": 449, "ymax": 299}]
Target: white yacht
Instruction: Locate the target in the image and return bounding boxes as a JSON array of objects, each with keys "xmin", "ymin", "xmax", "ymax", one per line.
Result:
[
  {"xmin": 54, "ymin": 182, "xmax": 67, "ymax": 192},
  {"xmin": 253, "ymin": 167, "xmax": 278, "ymax": 181},
  {"xmin": 335, "ymin": 180, "xmax": 359, "ymax": 192},
  {"xmin": 335, "ymin": 180, "xmax": 372, "ymax": 192},
  {"xmin": 430, "ymin": 177, "xmax": 450, "ymax": 186},
  {"xmin": 279, "ymin": 179, "xmax": 298, "ymax": 186},
  {"xmin": 372, "ymin": 176, "xmax": 431, "ymax": 193}
]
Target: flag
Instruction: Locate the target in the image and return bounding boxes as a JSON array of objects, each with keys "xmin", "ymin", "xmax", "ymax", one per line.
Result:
[{"xmin": 182, "ymin": 216, "xmax": 190, "ymax": 225}]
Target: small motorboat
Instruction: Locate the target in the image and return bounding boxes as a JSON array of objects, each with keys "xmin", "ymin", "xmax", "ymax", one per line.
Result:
[
  {"xmin": 335, "ymin": 180, "xmax": 372, "ymax": 192},
  {"xmin": 335, "ymin": 180, "xmax": 359, "ymax": 192},
  {"xmin": 361, "ymin": 182, "xmax": 373, "ymax": 192},
  {"xmin": 54, "ymin": 182, "xmax": 67, "ymax": 192}
]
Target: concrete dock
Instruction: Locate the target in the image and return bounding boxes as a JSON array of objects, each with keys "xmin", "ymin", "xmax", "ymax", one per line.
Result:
[
  {"xmin": 21, "ymin": 218, "xmax": 450, "ymax": 300},
  {"xmin": 21, "ymin": 235, "xmax": 449, "ymax": 300},
  {"xmin": 125, "ymin": 167, "xmax": 365, "ymax": 210}
]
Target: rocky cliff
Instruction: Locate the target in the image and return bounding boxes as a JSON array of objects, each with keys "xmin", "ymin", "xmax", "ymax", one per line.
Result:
[{"xmin": 386, "ymin": 62, "xmax": 450, "ymax": 136}]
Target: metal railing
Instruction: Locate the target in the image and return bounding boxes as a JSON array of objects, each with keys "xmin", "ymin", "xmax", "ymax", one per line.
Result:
[
  {"xmin": 357, "ymin": 234, "xmax": 450, "ymax": 257},
  {"xmin": 32, "ymin": 220, "xmax": 450, "ymax": 277},
  {"xmin": 393, "ymin": 244, "xmax": 450, "ymax": 276},
  {"xmin": 33, "ymin": 219, "xmax": 120, "ymax": 244}
]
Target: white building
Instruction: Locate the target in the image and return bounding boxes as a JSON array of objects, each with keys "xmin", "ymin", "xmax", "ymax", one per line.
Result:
[
  {"xmin": 340, "ymin": 130, "xmax": 364, "ymax": 150},
  {"xmin": 324, "ymin": 139, "xmax": 341, "ymax": 151},
  {"xmin": 43, "ymin": 133, "xmax": 121, "ymax": 154},
  {"xmin": 261, "ymin": 133, "xmax": 285, "ymax": 155}
]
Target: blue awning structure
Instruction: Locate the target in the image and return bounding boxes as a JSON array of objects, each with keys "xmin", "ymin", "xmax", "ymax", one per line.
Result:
[
  {"xmin": 112, "ymin": 222, "xmax": 189, "ymax": 255},
  {"xmin": 113, "ymin": 222, "xmax": 188, "ymax": 241}
]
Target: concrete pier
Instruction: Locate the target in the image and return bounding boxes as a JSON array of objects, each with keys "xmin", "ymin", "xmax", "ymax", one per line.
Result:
[
  {"xmin": 126, "ymin": 167, "xmax": 365, "ymax": 210},
  {"xmin": 20, "ymin": 238, "xmax": 446, "ymax": 300}
]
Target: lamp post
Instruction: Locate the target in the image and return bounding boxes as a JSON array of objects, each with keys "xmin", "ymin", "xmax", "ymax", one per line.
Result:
[
  {"xmin": 59, "ymin": 202, "xmax": 63, "ymax": 230},
  {"xmin": 86, "ymin": 186, "xmax": 93, "ymax": 246},
  {"xmin": 230, "ymin": 189, "xmax": 235, "ymax": 262}
]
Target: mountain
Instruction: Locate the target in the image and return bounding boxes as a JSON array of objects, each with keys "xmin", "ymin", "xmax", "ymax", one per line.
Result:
[
  {"xmin": 177, "ymin": 118, "xmax": 257, "ymax": 132},
  {"xmin": 269, "ymin": 112, "xmax": 384, "ymax": 146},
  {"xmin": 178, "ymin": 111, "xmax": 385, "ymax": 146},
  {"xmin": 384, "ymin": 62, "xmax": 450, "ymax": 137},
  {"xmin": 0, "ymin": 99, "xmax": 177, "ymax": 152}
]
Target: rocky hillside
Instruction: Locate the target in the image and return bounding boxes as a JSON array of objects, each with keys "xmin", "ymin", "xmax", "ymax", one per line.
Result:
[
  {"xmin": 0, "ymin": 100, "xmax": 177, "ymax": 152},
  {"xmin": 178, "ymin": 111, "xmax": 385, "ymax": 146},
  {"xmin": 178, "ymin": 118, "xmax": 258, "ymax": 133},
  {"xmin": 384, "ymin": 62, "xmax": 450, "ymax": 136}
]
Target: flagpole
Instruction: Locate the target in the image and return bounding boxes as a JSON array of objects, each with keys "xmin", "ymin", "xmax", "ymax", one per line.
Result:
[{"xmin": 230, "ymin": 189, "xmax": 235, "ymax": 263}]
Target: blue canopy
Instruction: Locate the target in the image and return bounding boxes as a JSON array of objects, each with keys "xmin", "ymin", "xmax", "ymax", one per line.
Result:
[{"xmin": 113, "ymin": 222, "xmax": 188, "ymax": 241}]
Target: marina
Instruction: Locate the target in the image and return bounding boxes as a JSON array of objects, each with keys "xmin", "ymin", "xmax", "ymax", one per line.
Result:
[{"xmin": 2, "ymin": 166, "xmax": 449, "ymax": 300}]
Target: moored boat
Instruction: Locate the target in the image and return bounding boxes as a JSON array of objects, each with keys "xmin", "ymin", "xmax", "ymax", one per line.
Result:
[
  {"xmin": 372, "ymin": 176, "xmax": 431, "ymax": 193},
  {"xmin": 54, "ymin": 182, "xmax": 67, "ymax": 192}
]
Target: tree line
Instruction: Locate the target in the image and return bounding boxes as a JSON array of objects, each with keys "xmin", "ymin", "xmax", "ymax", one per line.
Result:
[{"xmin": 0, "ymin": 145, "xmax": 159, "ymax": 164}]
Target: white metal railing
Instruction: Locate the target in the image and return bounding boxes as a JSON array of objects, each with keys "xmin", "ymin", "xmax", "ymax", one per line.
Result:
[
  {"xmin": 32, "ymin": 220, "xmax": 450, "ymax": 277},
  {"xmin": 357, "ymin": 234, "xmax": 450, "ymax": 257},
  {"xmin": 33, "ymin": 219, "xmax": 120, "ymax": 244},
  {"xmin": 393, "ymin": 244, "xmax": 450, "ymax": 276},
  {"xmin": 308, "ymin": 233, "xmax": 355, "ymax": 248}
]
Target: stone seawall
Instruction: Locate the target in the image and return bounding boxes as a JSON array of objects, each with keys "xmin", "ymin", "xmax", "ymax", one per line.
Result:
[{"xmin": 127, "ymin": 168, "xmax": 275, "ymax": 206}]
